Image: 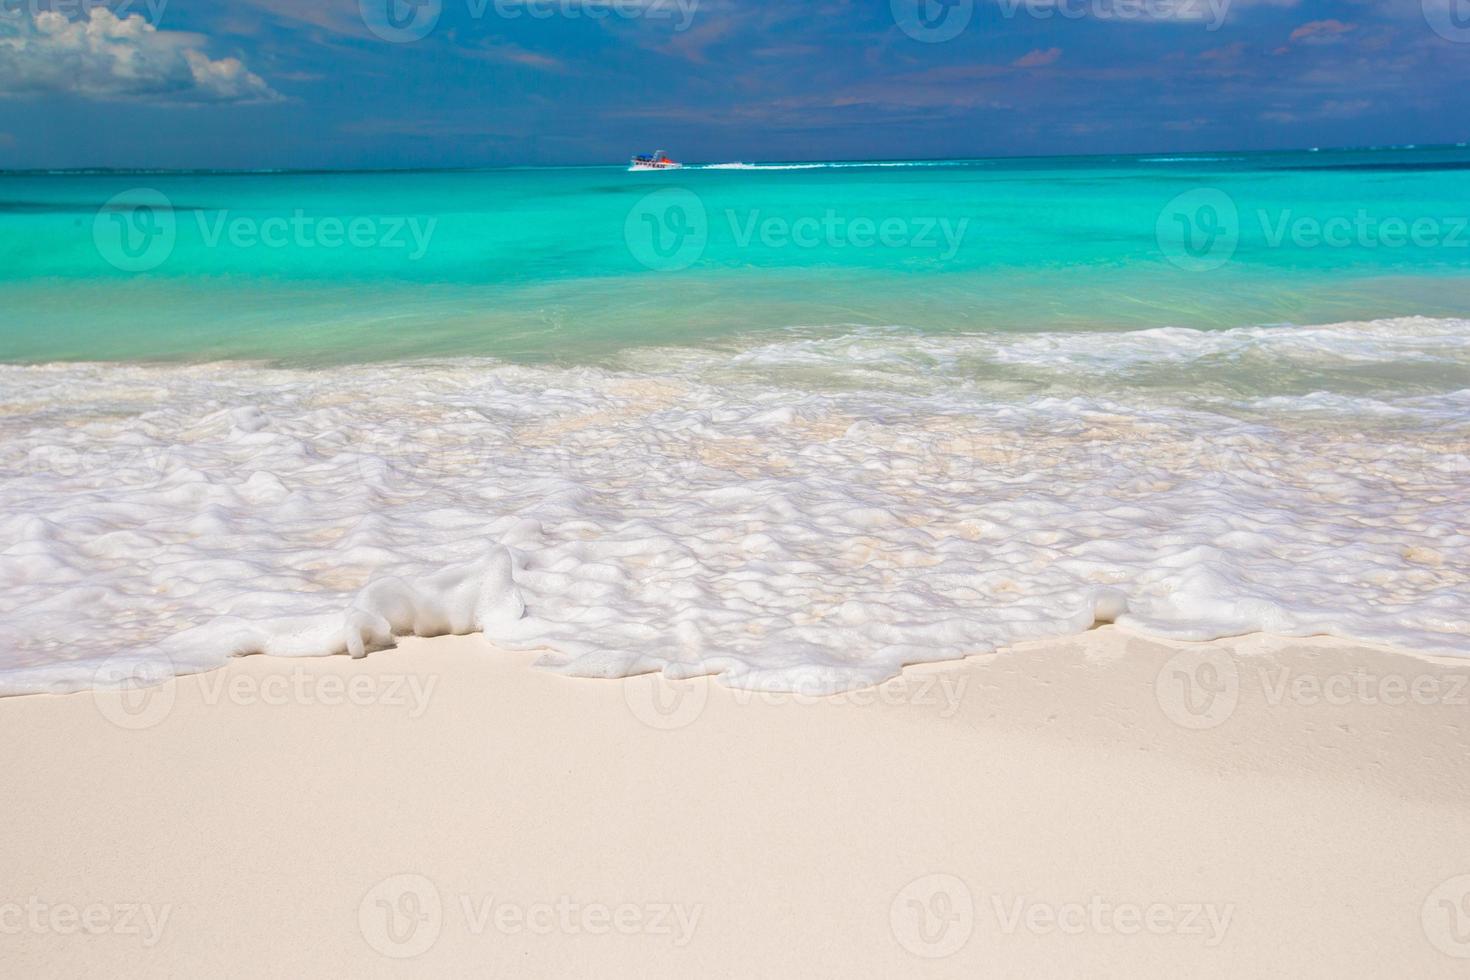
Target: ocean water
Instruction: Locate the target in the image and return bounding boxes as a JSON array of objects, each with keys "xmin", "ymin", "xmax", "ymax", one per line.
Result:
[{"xmin": 1, "ymin": 148, "xmax": 1468, "ymax": 694}]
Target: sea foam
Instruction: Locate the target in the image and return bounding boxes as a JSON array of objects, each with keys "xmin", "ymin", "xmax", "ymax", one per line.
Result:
[{"xmin": 1, "ymin": 319, "xmax": 1467, "ymax": 695}]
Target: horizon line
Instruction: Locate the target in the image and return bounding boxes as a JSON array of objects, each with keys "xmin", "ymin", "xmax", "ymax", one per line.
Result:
[{"xmin": 4, "ymin": 141, "xmax": 1468, "ymax": 177}]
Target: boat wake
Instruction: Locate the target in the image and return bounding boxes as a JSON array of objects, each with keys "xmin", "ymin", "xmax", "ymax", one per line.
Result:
[{"xmin": 696, "ymin": 160, "xmax": 970, "ymax": 171}]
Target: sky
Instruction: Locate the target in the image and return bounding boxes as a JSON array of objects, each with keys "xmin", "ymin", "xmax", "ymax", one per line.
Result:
[{"xmin": 1, "ymin": 0, "xmax": 1468, "ymax": 168}]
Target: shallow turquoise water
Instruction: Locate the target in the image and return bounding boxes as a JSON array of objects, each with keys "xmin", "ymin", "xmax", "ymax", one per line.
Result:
[{"xmin": 3, "ymin": 146, "xmax": 1470, "ymax": 365}]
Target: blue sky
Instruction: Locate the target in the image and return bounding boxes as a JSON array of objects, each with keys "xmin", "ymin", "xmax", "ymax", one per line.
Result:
[{"xmin": 2, "ymin": 0, "xmax": 1467, "ymax": 168}]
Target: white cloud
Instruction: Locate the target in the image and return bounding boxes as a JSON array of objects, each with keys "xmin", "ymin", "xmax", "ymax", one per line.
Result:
[
  {"xmin": 0, "ymin": 8, "xmax": 280, "ymax": 103},
  {"xmin": 1011, "ymin": 47, "xmax": 1061, "ymax": 68},
  {"xmin": 1287, "ymin": 19, "xmax": 1356, "ymax": 44}
]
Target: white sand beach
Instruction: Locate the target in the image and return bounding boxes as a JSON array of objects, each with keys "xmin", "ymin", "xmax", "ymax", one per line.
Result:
[{"xmin": 3, "ymin": 627, "xmax": 1468, "ymax": 977}]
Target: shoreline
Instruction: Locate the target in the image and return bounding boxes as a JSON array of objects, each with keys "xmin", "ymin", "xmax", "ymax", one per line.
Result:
[
  {"xmin": 5, "ymin": 315, "xmax": 1468, "ymax": 698},
  {"xmin": 3, "ymin": 626, "xmax": 1469, "ymax": 976}
]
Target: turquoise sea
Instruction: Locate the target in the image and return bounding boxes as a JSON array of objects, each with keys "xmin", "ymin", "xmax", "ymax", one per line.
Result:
[
  {"xmin": 4, "ymin": 145, "xmax": 1470, "ymax": 365},
  {"xmin": 2, "ymin": 146, "xmax": 1469, "ymax": 695}
]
